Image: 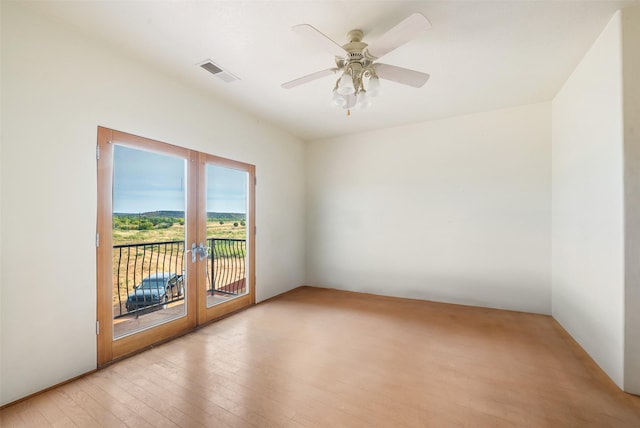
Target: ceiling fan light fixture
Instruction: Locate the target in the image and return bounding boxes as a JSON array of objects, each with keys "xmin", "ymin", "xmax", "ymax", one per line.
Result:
[
  {"xmin": 367, "ymin": 76, "xmax": 381, "ymax": 97},
  {"xmin": 337, "ymin": 72, "xmax": 356, "ymax": 95},
  {"xmin": 343, "ymin": 93, "xmax": 357, "ymax": 109},
  {"xmin": 331, "ymin": 88, "xmax": 347, "ymax": 107},
  {"xmin": 357, "ymin": 91, "xmax": 372, "ymax": 109}
]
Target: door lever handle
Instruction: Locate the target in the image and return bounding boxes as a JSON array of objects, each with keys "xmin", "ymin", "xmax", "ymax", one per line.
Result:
[
  {"xmin": 198, "ymin": 242, "xmax": 207, "ymax": 261},
  {"xmin": 190, "ymin": 242, "xmax": 208, "ymax": 263}
]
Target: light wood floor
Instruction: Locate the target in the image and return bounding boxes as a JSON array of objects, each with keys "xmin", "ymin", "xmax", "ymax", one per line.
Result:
[{"xmin": 2, "ymin": 286, "xmax": 640, "ymax": 427}]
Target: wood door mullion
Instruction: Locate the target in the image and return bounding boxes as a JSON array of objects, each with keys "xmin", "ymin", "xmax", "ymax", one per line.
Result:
[
  {"xmin": 196, "ymin": 151, "xmax": 208, "ymax": 325},
  {"xmin": 185, "ymin": 149, "xmax": 199, "ymax": 330}
]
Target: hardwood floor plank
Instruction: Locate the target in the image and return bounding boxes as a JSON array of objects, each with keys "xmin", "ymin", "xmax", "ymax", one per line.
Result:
[
  {"xmin": 26, "ymin": 395, "xmax": 76, "ymax": 428},
  {"xmin": 8, "ymin": 401, "xmax": 51, "ymax": 428},
  {"xmin": 0, "ymin": 406, "xmax": 27, "ymax": 428},
  {"xmin": 122, "ymin": 353, "xmax": 252, "ymax": 427},
  {"xmin": 48, "ymin": 387, "xmax": 101, "ymax": 428},
  {"xmin": 74, "ymin": 377, "xmax": 154, "ymax": 428},
  {"xmin": 105, "ymin": 365, "xmax": 210, "ymax": 428},
  {"xmin": 134, "ymin": 351, "xmax": 296, "ymax": 427},
  {"xmin": 88, "ymin": 370, "xmax": 179, "ymax": 428},
  {"xmin": 61, "ymin": 381, "xmax": 128, "ymax": 427},
  {"xmin": 143, "ymin": 337, "xmax": 370, "ymax": 428}
]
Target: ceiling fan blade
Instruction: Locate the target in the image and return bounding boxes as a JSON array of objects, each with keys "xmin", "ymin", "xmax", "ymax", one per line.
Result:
[
  {"xmin": 374, "ymin": 63, "xmax": 430, "ymax": 88},
  {"xmin": 281, "ymin": 68, "xmax": 339, "ymax": 89},
  {"xmin": 292, "ymin": 24, "xmax": 348, "ymax": 58},
  {"xmin": 366, "ymin": 13, "xmax": 431, "ymax": 59}
]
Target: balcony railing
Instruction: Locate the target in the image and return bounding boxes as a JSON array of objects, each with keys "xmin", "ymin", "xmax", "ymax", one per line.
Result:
[{"xmin": 113, "ymin": 238, "xmax": 246, "ymax": 318}]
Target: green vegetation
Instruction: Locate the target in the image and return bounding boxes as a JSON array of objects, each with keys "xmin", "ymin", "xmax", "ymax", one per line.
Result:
[
  {"xmin": 113, "ymin": 214, "xmax": 183, "ymax": 231},
  {"xmin": 211, "ymin": 240, "xmax": 246, "ymax": 258},
  {"xmin": 112, "ymin": 211, "xmax": 247, "ymax": 246}
]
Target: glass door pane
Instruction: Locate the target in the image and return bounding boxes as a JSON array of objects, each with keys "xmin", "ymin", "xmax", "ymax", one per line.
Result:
[
  {"xmin": 112, "ymin": 145, "xmax": 187, "ymax": 338},
  {"xmin": 205, "ymin": 164, "xmax": 249, "ymax": 308}
]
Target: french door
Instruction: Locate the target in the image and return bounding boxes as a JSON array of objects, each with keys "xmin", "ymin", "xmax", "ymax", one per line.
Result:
[{"xmin": 96, "ymin": 127, "xmax": 255, "ymax": 366}]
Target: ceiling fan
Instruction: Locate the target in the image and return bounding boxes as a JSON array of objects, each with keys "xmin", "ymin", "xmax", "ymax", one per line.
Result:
[{"xmin": 281, "ymin": 13, "xmax": 432, "ymax": 114}]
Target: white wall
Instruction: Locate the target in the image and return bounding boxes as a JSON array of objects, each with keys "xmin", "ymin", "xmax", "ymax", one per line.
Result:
[
  {"xmin": 306, "ymin": 103, "xmax": 551, "ymax": 314},
  {"xmin": 622, "ymin": 5, "xmax": 640, "ymax": 394},
  {"xmin": 0, "ymin": 3, "xmax": 306, "ymax": 405},
  {"xmin": 551, "ymin": 12, "xmax": 625, "ymax": 388}
]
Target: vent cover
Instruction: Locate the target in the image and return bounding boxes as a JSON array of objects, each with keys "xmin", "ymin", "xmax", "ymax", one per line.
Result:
[{"xmin": 198, "ymin": 59, "xmax": 239, "ymax": 83}]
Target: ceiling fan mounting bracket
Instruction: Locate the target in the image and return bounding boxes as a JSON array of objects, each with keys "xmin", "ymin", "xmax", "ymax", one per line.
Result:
[{"xmin": 347, "ymin": 29, "xmax": 363, "ymax": 43}]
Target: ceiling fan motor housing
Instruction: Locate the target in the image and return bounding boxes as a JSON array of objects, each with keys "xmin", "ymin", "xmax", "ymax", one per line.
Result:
[{"xmin": 335, "ymin": 29, "xmax": 375, "ymax": 69}]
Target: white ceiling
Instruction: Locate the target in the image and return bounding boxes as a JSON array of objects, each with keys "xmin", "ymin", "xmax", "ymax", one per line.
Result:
[{"xmin": 23, "ymin": 0, "xmax": 640, "ymax": 141}]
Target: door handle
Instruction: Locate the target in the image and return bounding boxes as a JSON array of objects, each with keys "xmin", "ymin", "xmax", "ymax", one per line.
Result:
[
  {"xmin": 198, "ymin": 242, "xmax": 207, "ymax": 261},
  {"xmin": 190, "ymin": 242, "xmax": 208, "ymax": 263}
]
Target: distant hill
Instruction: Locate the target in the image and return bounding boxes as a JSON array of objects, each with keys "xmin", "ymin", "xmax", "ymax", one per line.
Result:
[
  {"xmin": 114, "ymin": 211, "xmax": 245, "ymax": 220},
  {"xmin": 143, "ymin": 211, "xmax": 184, "ymax": 218},
  {"xmin": 207, "ymin": 212, "xmax": 246, "ymax": 221}
]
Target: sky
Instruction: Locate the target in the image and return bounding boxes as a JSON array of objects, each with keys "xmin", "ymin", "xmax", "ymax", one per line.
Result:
[{"xmin": 113, "ymin": 145, "xmax": 247, "ymax": 214}]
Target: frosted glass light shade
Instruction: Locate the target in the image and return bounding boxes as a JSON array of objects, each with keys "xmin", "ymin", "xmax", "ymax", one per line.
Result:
[
  {"xmin": 343, "ymin": 93, "xmax": 357, "ymax": 109},
  {"xmin": 331, "ymin": 89, "xmax": 346, "ymax": 107},
  {"xmin": 357, "ymin": 91, "xmax": 371, "ymax": 109},
  {"xmin": 367, "ymin": 76, "xmax": 381, "ymax": 97},
  {"xmin": 337, "ymin": 73, "xmax": 355, "ymax": 95}
]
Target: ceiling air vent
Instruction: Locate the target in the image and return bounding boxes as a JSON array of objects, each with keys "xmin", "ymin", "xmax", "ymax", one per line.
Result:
[{"xmin": 198, "ymin": 59, "xmax": 239, "ymax": 83}]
